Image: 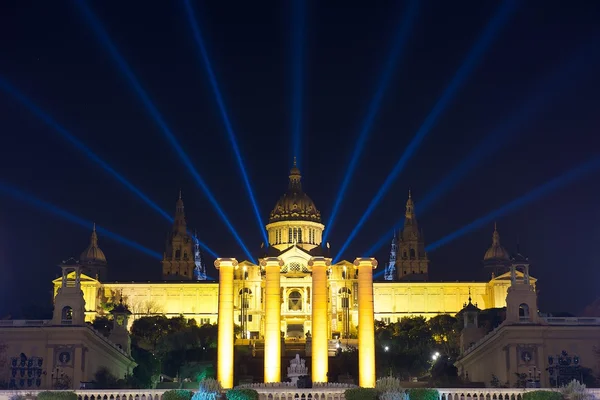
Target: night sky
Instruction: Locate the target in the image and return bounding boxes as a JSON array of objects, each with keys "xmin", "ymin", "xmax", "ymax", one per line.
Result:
[{"xmin": 1, "ymin": 1, "xmax": 599, "ymax": 317}]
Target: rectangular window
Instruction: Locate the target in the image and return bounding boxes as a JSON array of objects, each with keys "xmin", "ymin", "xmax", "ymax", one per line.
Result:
[
  {"xmin": 289, "ymin": 228, "xmax": 292, "ymax": 243},
  {"xmin": 200, "ymin": 318, "xmax": 210, "ymax": 325}
]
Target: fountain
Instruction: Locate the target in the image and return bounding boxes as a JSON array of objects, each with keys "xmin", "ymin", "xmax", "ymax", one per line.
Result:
[{"xmin": 286, "ymin": 354, "xmax": 308, "ymax": 385}]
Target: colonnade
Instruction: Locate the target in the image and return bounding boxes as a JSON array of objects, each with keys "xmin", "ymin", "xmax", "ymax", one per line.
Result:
[{"xmin": 215, "ymin": 257, "xmax": 377, "ymax": 389}]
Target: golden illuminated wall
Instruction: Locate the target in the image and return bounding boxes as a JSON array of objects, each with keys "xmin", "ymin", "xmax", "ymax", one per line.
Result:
[{"xmin": 372, "ymin": 278, "xmax": 513, "ymax": 321}]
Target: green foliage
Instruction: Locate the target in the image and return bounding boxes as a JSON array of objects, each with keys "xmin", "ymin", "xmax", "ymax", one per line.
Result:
[
  {"xmin": 523, "ymin": 391, "xmax": 564, "ymax": 400},
  {"xmin": 560, "ymin": 380, "xmax": 591, "ymax": 400},
  {"xmin": 376, "ymin": 376, "xmax": 404, "ymax": 393},
  {"xmin": 130, "ymin": 345, "xmax": 160, "ymax": 388},
  {"xmin": 427, "ymin": 315, "xmax": 459, "ymax": 358},
  {"xmin": 93, "ymin": 366, "xmax": 129, "ymax": 388},
  {"xmin": 376, "ymin": 316, "xmax": 435, "ymax": 378},
  {"xmin": 380, "ymin": 392, "xmax": 409, "ymax": 400},
  {"xmin": 36, "ymin": 392, "xmax": 78, "ymax": 400},
  {"xmin": 91, "ymin": 316, "xmax": 113, "ymax": 337},
  {"xmin": 226, "ymin": 389, "xmax": 259, "ymax": 400},
  {"xmin": 162, "ymin": 390, "xmax": 194, "ymax": 400},
  {"xmin": 407, "ymin": 388, "xmax": 439, "ymax": 400},
  {"xmin": 344, "ymin": 388, "xmax": 378, "ymax": 400}
]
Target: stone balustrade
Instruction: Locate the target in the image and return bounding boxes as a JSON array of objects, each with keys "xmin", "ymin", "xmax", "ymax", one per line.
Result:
[{"xmin": 0, "ymin": 387, "xmax": 598, "ymax": 400}]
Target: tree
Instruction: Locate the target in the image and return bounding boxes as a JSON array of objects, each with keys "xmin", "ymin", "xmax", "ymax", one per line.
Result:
[
  {"xmin": 427, "ymin": 314, "xmax": 459, "ymax": 358},
  {"xmin": 91, "ymin": 316, "xmax": 113, "ymax": 337},
  {"xmin": 131, "ymin": 315, "xmax": 171, "ymax": 353}
]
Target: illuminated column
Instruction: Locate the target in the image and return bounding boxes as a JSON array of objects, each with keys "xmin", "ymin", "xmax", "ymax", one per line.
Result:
[
  {"xmin": 262, "ymin": 257, "xmax": 284, "ymax": 382},
  {"xmin": 215, "ymin": 258, "xmax": 238, "ymax": 389},
  {"xmin": 309, "ymin": 256, "xmax": 331, "ymax": 383},
  {"xmin": 354, "ymin": 257, "xmax": 378, "ymax": 388}
]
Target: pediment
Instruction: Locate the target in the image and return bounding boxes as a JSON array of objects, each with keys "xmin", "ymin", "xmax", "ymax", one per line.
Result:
[
  {"xmin": 52, "ymin": 271, "xmax": 99, "ymax": 285},
  {"xmin": 278, "ymin": 244, "xmax": 313, "ymax": 263},
  {"xmin": 333, "ymin": 260, "xmax": 354, "ymax": 269},
  {"xmin": 492, "ymin": 270, "xmax": 537, "ymax": 283}
]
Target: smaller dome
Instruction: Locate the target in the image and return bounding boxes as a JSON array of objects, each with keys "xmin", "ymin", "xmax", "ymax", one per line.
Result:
[
  {"xmin": 483, "ymin": 224, "xmax": 510, "ymax": 264},
  {"xmin": 80, "ymin": 224, "xmax": 107, "ymax": 264}
]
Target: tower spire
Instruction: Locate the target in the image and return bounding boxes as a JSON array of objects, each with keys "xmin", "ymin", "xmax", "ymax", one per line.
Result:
[
  {"xmin": 288, "ymin": 158, "xmax": 302, "ymax": 191},
  {"xmin": 90, "ymin": 222, "xmax": 98, "ymax": 246},
  {"xmin": 384, "ymin": 230, "xmax": 397, "ymax": 281},
  {"xmin": 174, "ymin": 191, "xmax": 186, "ymax": 234}
]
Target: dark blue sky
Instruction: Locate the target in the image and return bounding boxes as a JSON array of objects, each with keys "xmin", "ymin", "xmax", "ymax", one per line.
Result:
[{"xmin": 1, "ymin": 1, "xmax": 599, "ymax": 316}]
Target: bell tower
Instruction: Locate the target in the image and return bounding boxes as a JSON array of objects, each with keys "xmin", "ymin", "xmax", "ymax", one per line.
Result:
[
  {"xmin": 397, "ymin": 191, "xmax": 429, "ymax": 280},
  {"xmin": 162, "ymin": 191, "xmax": 195, "ymax": 280},
  {"xmin": 505, "ymin": 250, "xmax": 539, "ymax": 324},
  {"xmin": 109, "ymin": 300, "xmax": 132, "ymax": 355},
  {"xmin": 52, "ymin": 259, "xmax": 86, "ymax": 326}
]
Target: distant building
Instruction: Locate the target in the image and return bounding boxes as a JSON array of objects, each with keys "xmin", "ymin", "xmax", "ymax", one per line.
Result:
[
  {"xmin": 0, "ymin": 261, "xmax": 135, "ymax": 390},
  {"xmin": 455, "ymin": 253, "xmax": 600, "ymax": 387}
]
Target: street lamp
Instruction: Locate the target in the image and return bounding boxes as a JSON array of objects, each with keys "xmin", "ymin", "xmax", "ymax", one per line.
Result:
[{"xmin": 432, "ymin": 351, "xmax": 440, "ymax": 361}]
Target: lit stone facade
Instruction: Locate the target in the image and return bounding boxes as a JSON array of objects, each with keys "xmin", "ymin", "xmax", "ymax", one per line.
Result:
[
  {"xmin": 51, "ymin": 161, "xmax": 521, "ymax": 385},
  {"xmin": 2, "ymin": 262, "xmax": 135, "ymax": 390},
  {"xmin": 455, "ymin": 257, "xmax": 600, "ymax": 387}
]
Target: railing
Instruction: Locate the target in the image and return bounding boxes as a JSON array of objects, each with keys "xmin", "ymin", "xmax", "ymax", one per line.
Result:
[
  {"xmin": 542, "ymin": 317, "xmax": 600, "ymax": 325},
  {"xmin": 0, "ymin": 387, "xmax": 598, "ymax": 400},
  {"xmin": 0, "ymin": 320, "xmax": 51, "ymax": 327}
]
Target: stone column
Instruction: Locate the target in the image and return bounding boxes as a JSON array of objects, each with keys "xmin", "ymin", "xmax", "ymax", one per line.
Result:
[
  {"xmin": 262, "ymin": 257, "xmax": 284, "ymax": 383},
  {"xmin": 354, "ymin": 257, "xmax": 377, "ymax": 388},
  {"xmin": 215, "ymin": 258, "xmax": 238, "ymax": 389},
  {"xmin": 309, "ymin": 256, "xmax": 331, "ymax": 383}
]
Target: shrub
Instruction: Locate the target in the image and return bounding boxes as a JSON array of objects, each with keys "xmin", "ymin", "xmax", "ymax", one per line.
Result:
[
  {"xmin": 226, "ymin": 389, "xmax": 259, "ymax": 400},
  {"xmin": 523, "ymin": 391, "xmax": 564, "ymax": 400},
  {"xmin": 344, "ymin": 388, "xmax": 378, "ymax": 400},
  {"xmin": 407, "ymin": 388, "xmax": 439, "ymax": 400},
  {"xmin": 376, "ymin": 376, "xmax": 404, "ymax": 393},
  {"xmin": 36, "ymin": 392, "xmax": 78, "ymax": 400},
  {"xmin": 561, "ymin": 380, "xmax": 590, "ymax": 400},
  {"xmin": 162, "ymin": 390, "xmax": 194, "ymax": 400}
]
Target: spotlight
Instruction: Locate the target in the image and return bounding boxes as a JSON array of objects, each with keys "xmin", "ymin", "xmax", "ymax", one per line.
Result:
[
  {"xmin": 183, "ymin": 0, "xmax": 267, "ymax": 245},
  {"xmin": 427, "ymin": 155, "xmax": 600, "ymax": 252},
  {"xmin": 291, "ymin": 0, "xmax": 306, "ymax": 168},
  {"xmin": 76, "ymin": 1, "xmax": 254, "ymax": 261},
  {"xmin": 0, "ymin": 76, "xmax": 219, "ymax": 260},
  {"xmin": 332, "ymin": 0, "xmax": 517, "ymax": 260},
  {"xmin": 360, "ymin": 32, "xmax": 600, "ymax": 258},
  {"xmin": 323, "ymin": 0, "xmax": 419, "ymax": 243},
  {"xmin": 0, "ymin": 182, "xmax": 161, "ymax": 260}
]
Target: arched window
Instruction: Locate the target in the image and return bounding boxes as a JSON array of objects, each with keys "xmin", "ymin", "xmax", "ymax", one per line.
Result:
[
  {"xmin": 403, "ymin": 251, "xmax": 407, "ymax": 258},
  {"xmin": 288, "ymin": 290, "xmax": 302, "ymax": 311},
  {"xmin": 175, "ymin": 249, "xmax": 181, "ymax": 259},
  {"xmin": 61, "ymin": 306, "xmax": 73, "ymax": 324},
  {"xmin": 239, "ymin": 288, "xmax": 252, "ymax": 309},
  {"xmin": 519, "ymin": 303, "xmax": 530, "ymax": 320},
  {"xmin": 409, "ymin": 249, "xmax": 416, "ymax": 259},
  {"xmin": 288, "ymin": 228, "xmax": 293, "ymax": 243}
]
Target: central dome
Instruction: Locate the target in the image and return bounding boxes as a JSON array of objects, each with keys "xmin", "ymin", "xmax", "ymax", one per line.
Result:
[{"xmin": 269, "ymin": 160, "xmax": 321, "ymax": 224}]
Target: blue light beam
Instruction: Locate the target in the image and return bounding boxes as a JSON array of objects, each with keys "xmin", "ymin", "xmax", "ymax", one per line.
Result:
[
  {"xmin": 0, "ymin": 76, "xmax": 218, "ymax": 259},
  {"xmin": 360, "ymin": 34, "xmax": 599, "ymax": 257},
  {"xmin": 323, "ymin": 0, "xmax": 419, "ymax": 243},
  {"xmin": 0, "ymin": 182, "xmax": 162, "ymax": 260},
  {"xmin": 76, "ymin": 0, "xmax": 254, "ymax": 261},
  {"xmin": 291, "ymin": 0, "xmax": 305, "ymax": 168},
  {"xmin": 333, "ymin": 0, "xmax": 518, "ymax": 260},
  {"xmin": 426, "ymin": 155, "xmax": 600, "ymax": 252},
  {"xmin": 183, "ymin": 0, "xmax": 266, "ymax": 246}
]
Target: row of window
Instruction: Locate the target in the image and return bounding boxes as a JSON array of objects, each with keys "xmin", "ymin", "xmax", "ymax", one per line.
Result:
[{"xmin": 272, "ymin": 227, "xmax": 319, "ymax": 245}]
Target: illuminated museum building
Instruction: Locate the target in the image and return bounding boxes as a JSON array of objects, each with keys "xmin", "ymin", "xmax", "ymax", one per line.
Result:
[{"xmin": 55, "ymin": 162, "xmax": 519, "ymax": 337}]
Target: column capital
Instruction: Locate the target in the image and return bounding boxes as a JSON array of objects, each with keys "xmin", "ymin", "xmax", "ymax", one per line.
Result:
[
  {"xmin": 259, "ymin": 257, "xmax": 284, "ymax": 267},
  {"xmin": 214, "ymin": 258, "xmax": 238, "ymax": 269},
  {"xmin": 308, "ymin": 256, "xmax": 331, "ymax": 267},
  {"xmin": 353, "ymin": 257, "xmax": 378, "ymax": 269}
]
